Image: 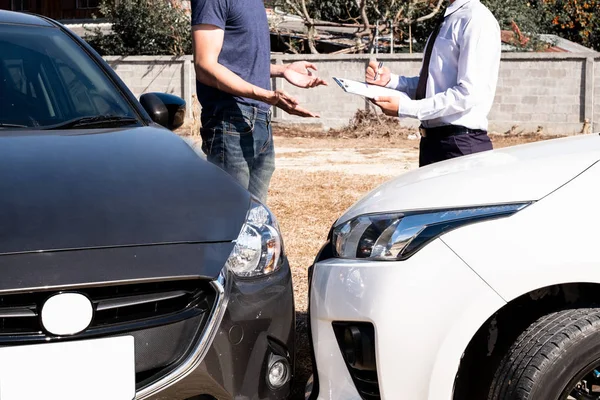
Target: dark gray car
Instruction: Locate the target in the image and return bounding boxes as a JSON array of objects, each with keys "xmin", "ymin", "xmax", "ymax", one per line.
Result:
[{"xmin": 0, "ymin": 10, "xmax": 294, "ymax": 400}]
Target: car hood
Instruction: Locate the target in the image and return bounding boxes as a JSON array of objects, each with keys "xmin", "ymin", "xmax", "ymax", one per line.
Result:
[
  {"xmin": 337, "ymin": 134, "xmax": 600, "ymax": 225},
  {"xmin": 0, "ymin": 127, "xmax": 250, "ymax": 255}
]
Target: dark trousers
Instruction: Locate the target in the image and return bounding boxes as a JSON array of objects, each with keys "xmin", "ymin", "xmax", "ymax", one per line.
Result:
[
  {"xmin": 419, "ymin": 130, "xmax": 493, "ymax": 167},
  {"xmin": 200, "ymin": 102, "xmax": 275, "ymax": 203}
]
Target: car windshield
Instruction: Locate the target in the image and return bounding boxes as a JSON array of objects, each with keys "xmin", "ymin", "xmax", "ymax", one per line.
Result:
[{"xmin": 0, "ymin": 24, "xmax": 138, "ymax": 129}]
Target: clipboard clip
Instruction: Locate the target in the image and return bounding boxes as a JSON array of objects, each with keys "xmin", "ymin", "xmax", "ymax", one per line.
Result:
[{"xmin": 332, "ymin": 77, "xmax": 347, "ymax": 90}]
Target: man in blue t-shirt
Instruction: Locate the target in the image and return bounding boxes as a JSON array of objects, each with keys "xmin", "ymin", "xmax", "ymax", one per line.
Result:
[{"xmin": 191, "ymin": 0, "xmax": 327, "ymax": 202}]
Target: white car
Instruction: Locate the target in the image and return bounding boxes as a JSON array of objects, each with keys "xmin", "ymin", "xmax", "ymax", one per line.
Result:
[{"xmin": 307, "ymin": 133, "xmax": 600, "ymax": 400}]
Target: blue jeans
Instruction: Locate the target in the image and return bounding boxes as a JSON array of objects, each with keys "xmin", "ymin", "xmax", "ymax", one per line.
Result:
[{"xmin": 199, "ymin": 103, "xmax": 275, "ymax": 203}]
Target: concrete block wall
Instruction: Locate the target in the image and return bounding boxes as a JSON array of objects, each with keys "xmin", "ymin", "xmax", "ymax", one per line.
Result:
[
  {"xmin": 104, "ymin": 53, "xmax": 600, "ymax": 134},
  {"xmin": 272, "ymin": 53, "xmax": 599, "ymax": 134},
  {"xmin": 489, "ymin": 55, "xmax": 586, "ymax": 134},
  {"xmin": 104, "ymin": 56, "xmax": 193, "ymax": 118},
  {"xmin": 273, "ymin": 56, "xmax": 378, "ymax": 128}
]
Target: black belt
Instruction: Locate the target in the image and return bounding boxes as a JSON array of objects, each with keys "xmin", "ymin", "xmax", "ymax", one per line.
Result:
[{"xmin": 419, "ymin": 125, "xmax": 486, "ymax": 138}]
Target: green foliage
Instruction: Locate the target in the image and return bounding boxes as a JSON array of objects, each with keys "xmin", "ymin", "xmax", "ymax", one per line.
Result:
[
  {"xmin": 305, "ymin": 0, "xmax": 360, "ymax": 22},
  {"xmin": 481, "ymin": 0, "xmax": 543, "ymax": 35},
  {"xmin": 85, "ymin": 0, "xmax": 192, "ymax": 56},
  {"xmin": 481, "ymin": 0, "xmax": 548, "ymax": 50},
  {"xmin": 536, "ymin": 0, "xmax": 600, "ymax": 50}
]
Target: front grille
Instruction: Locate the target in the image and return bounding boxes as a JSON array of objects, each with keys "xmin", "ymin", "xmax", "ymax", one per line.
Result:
[
  {"xmin": 333, "ymin": 322, "xmax": 381, "ymax": 400},
  {"xmin": 88, "ymin": 280, "xmax": 212, "ymax": 331},
  {"xmin": 127, "ymin": 313, "xmax": 206, "ymax": 389},
  {"xmin": 0, "ymin": 297, "xmax": 39, "ymax": 335},
  {"xmin": 0, "ymin": 279, "xmax": 216, "ymax": 342}
]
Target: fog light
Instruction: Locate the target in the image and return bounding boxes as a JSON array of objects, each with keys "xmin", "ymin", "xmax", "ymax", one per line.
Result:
[{"xmin": 267, "ymin": 355, "xmax": 290, "ymax": 389}]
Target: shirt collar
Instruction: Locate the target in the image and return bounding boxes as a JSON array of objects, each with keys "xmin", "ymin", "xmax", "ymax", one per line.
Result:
[{"xmin": 444, "ymin": 0, "xmax": 477, "ymax": 16}]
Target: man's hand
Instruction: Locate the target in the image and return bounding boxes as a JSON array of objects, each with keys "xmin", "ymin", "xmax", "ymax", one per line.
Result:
[
  {"xmin": 283, "ymin": 61, "xmax": 328, "ymax": 89},
  {"xmin": 366, "ymin": 60, "xmax": 391, "ymax": 87},
  {"xmin": 278, "ymin": 102, "xmax": 320, "ymax": 118},
  {"xmin": 371, "ymin": 96, "xmax": 399, "ymax": 117},
  {"xmin": 265, "ymin": 89, "xmax": 320, "ymax": 118},
  {"xmin": 263, "ymin": 89, "xmax": 298, "ymax": 107}
]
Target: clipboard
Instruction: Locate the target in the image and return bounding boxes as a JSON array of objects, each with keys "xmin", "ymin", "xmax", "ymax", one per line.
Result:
[{"xmin": 333, "ymin": 77, "xmax": 411, "ymax": 101}]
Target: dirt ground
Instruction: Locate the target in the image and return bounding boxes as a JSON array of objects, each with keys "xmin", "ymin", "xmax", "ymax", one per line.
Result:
[{"xmin": 180, "ymin": 122, "xmax": 562, "ymax": 399}]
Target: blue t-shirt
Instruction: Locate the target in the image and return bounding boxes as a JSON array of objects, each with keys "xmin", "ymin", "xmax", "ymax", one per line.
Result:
[{"xmin": 191, "ymin": 0, "xmax": 271, "ymax": 112}]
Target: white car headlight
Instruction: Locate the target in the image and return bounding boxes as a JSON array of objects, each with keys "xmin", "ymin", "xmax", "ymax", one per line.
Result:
[
  {"xmin": 225, "ymin": 200, "xmax": 283, "ymax": 277},
  {"xmin": 332, "ymin": 203, "xmax": 529, "ymax": 261}
]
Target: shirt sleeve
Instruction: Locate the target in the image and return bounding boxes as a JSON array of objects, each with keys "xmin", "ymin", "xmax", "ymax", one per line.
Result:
[
  {"xmin": 397, "ymin": 16, "xmax": 501, "ymax": 120},
  {"xmin": 386, "ymin": 74, "xmax": 420, "ymax": 100},
  {"xmin": 191, "ymin": 0, "xmax": 228, "ymax": 29}
]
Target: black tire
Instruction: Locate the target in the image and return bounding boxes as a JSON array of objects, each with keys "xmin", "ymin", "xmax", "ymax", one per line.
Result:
[{"xmin": 488, "ymin": 308, "xmax": 600, "ymax": 400}]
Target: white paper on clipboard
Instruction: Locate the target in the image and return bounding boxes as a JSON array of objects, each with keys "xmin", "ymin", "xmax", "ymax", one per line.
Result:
[{"xmin": 333, "ymin": 77, "xmax": 412, "ymax": 101}]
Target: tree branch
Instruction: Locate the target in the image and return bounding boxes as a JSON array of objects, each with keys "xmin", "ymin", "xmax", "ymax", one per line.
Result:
[
  {"xmin": 283, "ymin": 0, "xmax": 303, "ymax": 19},
  {"xmin": 416, "ymin": 0, "xmax": 444, "ymax": 22},
  {"xmin": 284, "ymin": 0, "xmax": 319, "ymax": 53},
  {"xmin": 330, "ymin": 43, "xmax": 368, "ymax": 54}
]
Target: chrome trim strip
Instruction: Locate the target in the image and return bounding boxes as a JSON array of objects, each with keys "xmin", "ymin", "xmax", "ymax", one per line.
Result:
[
  {"xmin": 95, "ymin": 290, "xmax": 188, "ymax": 311},
  {"xmin": 135, "ymin": 270, "xmax": 230, "ymax": 399},
  {"xmin": 0, "ymin": 275, "xmax": 202, "ymax": 296},
  {"xmin": 0, "ymin": 308, "xmax": 36, "ymax": 318}
]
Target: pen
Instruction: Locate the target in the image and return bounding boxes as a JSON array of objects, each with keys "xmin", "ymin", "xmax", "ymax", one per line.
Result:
[{"xmin": 374, "ymin": 61, "xmax": 384, "ymax": 81}]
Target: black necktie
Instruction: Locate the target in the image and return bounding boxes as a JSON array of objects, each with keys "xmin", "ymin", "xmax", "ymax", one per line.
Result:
[{"xmin": 415, "ymin": 12, "xmax": 446, "ymax": 100}]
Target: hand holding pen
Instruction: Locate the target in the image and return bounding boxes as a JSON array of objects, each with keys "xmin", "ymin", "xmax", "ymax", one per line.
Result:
[
  {"xmin": 365, "ymin": 60, "xmax": 391, "ymax": 87},
  {"xmin": 374, "ymin": 61, "xmax": 383, "ymax": 81}
]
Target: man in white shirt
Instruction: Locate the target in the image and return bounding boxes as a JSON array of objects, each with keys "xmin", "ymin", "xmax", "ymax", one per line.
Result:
[{"xmin": 366, "ymin": 0, "xmax": 501, "ymax": 167}]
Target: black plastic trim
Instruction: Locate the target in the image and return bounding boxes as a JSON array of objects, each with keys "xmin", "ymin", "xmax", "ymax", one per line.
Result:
[{"xmin": 332, "ymin": 322, "xmax": 380, "ymax": 400}]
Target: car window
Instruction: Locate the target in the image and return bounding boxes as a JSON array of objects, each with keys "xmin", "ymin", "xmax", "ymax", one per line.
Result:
[{"xmin": 0, "ymin": 24, "xmax": 138, "ymax": 129}]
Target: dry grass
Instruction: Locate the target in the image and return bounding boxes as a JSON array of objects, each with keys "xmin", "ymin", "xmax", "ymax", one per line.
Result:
[{"xmin": 267, "ymin": 170, "xmax": 389, "ymax": 399}]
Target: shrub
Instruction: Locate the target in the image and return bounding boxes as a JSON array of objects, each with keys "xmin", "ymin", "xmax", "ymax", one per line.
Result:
[
  {"xmin": 537, "ymin": 0, "xmax": 599, "ymax": 50},
  {"xmin": 85, "ymin": 0, "xmax": 192, "ymax": 56}
]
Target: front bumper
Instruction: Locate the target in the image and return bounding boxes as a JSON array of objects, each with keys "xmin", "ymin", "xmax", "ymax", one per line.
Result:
[
  {"xmin": 0, "ymin": 242, "xmax": 295, "ymax": 400},
  {"xmin": 308, "ymin": 239, "xmax": 504, "ymax": 400},
  {"xmin": 142, "ymin": 260, "xmax": 296, "ymax": 400}
]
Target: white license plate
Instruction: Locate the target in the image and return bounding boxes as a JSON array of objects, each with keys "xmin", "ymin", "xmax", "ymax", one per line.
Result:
[{"xmin": 0, "ymin": 336, "xmax": 135, "ymax": 400}]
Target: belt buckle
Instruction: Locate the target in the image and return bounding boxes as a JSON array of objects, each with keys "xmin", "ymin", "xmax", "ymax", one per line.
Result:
[{"xmin": 419, "ymin": 127, "xmax": 427, "ymax": 138}]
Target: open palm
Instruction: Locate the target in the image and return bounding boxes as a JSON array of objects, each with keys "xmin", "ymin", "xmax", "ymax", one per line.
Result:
[{"xmin": 283, "ymin": 61, "xmax": 328, "ymax": 88}]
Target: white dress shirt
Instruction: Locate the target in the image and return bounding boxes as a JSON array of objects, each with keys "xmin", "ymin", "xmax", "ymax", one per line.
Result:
[{"xmin": 387, "ymin": 0, "xmax": 501, "ymax": 131}]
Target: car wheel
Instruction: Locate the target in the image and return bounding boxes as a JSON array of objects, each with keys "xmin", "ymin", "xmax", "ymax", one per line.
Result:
[{"xmin": 488, "ymin": 308, "xmax": 600, "ymax": 400}]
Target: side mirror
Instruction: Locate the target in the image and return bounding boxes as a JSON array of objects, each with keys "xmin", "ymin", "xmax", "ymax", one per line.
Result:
[{"xmin": 139, "ymin": 93, "xmax": 186, "ymax": 131}]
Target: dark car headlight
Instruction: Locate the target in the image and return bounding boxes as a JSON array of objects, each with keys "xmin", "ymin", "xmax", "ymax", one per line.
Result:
[
  {"xmin": 225, "ymin": 200, "xmax": 283, "ymax": 277},
  {"xmin": 332, "ymin": 203, "xmax": 530, "ymax": 261}
]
